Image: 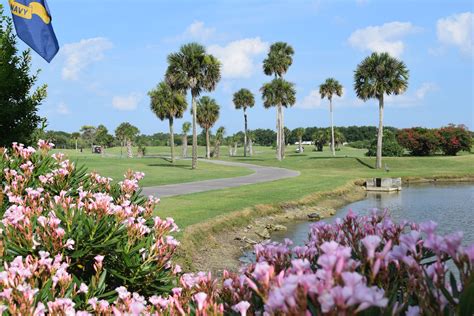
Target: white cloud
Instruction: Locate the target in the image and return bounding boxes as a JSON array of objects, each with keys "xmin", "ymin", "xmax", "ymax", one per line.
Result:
[
  {"xmin": 112, "ymin": 93, "xmax": 142, "ymax": 111},
  {"xmin": 207, "ymin": 38, "xmax": 269, "ymax": 78},
  {"xmin": 385, "ymin": 82, "xmax": 437, "ymax": 107},
  {"xmin": 297, "ymin": 88, "xmax": 345, "ymax": 110},
  {"xmin": 436, "ymin": 12, "xmax": 473, "ymax": 56},
  {"xmin": 57, "ymin": 102, "xmax": 70, "ymax": 115},
  {"xmin": 348, "ymin": 22, "xmax": 420, "ymax": 57},
  {"xmin": 61, "ymin": 38, "xmax": 113, "ymax": 80},
  {"xmin": 185, "ymin": 21, "xmax": 215, "ymax": 41}
]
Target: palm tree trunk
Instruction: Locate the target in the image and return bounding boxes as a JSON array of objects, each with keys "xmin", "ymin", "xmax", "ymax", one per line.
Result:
[
  {"xmin": 192, "ymin": 95, "xmax": 198, "ymax": 169},
  {"xmin": 376, "ymin": 95, "xmax": 384, "ymax": 169},
  {"xmin": 75, "ymin": 139, "xmax": 78, "ymax": 151},
  {"xmin": 182, "ymin": 134, "xmax": 187, "ymax": 158},
  {"xmin": 249, "ymin": 138, "xmax": 253, "ymax": 156},
  {"xmin": 205, "ymin": 128, "xmax": 210, "ymax": 159},
  {"xmin": 276, "ymin": 105, "xmax": 281, "ymax": 161},
  {"xmin": 299, "ymin": 136, "xmax": 303, "ymax": 153},
  {"xmin": 120, "ymin": 141, "xmax": 123, "ymax": 158},
  {"xmin": 126, "ymin": 138, "xmax": 133, "ymax": 158},
  {"xmin": 330, "ymin": 98, "xmax": 335, "ymax": 157},
  {"xmin": 233, "ymin": 142, "xmax": 238, "ymax": 156},
  {"xmin": 280, "ymin": 106, "xmax": 285, "ymax": 160},
  {"xmin": 244, "ymin": 109, "xmax": 248, "ymax": 157},
  {"xmin": 169, "ymin": 117, "xmax": 175, "ymax": 163}
]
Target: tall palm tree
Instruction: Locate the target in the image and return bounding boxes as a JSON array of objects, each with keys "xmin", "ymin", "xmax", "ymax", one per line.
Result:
[
  {"xmin": 196, "ymin": 96, "xmax": 220, "ymax": 159},
  {"xmin": 262, "ymin": 42, "xmax": 295, "ymax": 161},
  {"xmin": 294, "ymin": 127, "xmax": 305, "ymax": 153},
  {"xmin": 261, "ymin": 78, "xmax": 296, "ymax": 161},
  {"xmin": 149, "ymin": 81, "xmax": 187, "ymax": 163},
  {"xmin": 213, "ymin": 126, "xmax": 225, "ymax": 158},
  {"xmin": 354, "ymin": 52, "xmax": 409, "ymax": 169},
  {"xmin": 165, "ymin": 43, "xmax": 221, "ymax": 169},
  {"xmin": 319, "ymin": 78, "xmax": 343, "ymax": 157},
  {"xmin": 181, "ymin": 121, "xmax": 191, "ymax": 158},
  {"xmin": 233, "ymin": 89, "xmax": 255, "ymax": 157}
]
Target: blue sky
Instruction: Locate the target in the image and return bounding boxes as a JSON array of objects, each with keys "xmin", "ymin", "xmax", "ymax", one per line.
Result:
[{"xmin": 7, "ymin": 0, "xmax": 474, "ymax": 135}]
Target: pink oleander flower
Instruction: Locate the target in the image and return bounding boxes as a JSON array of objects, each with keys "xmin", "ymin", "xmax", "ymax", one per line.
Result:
[
  {"xmin": 233, "ymin": 301, "xmax": 251, "ymax": 316},
  {"xmin": 361, "ymin": 235, "xmax": 381, "ymax": 260},
  {"xmin": 78, "ymin": 283, "xmax": 88, "ymax": 294},
  {"xmin": 193, "ymin": 292, "xmax": 208, "ymax": 311}
]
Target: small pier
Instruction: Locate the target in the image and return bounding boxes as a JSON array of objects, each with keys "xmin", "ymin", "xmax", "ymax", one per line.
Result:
[{"xmin": 365, "ymin": 178, "xmax": 402, "ymax": 192}]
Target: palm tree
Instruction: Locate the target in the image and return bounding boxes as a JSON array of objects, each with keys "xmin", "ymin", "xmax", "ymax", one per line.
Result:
[
  {"xmin": 233, "ymin": 89, "xmax": 255, "ymax": 157},
  {"xmin": 181, "ymin": 121, "xmax": 191, "ymax": 158},
  {"xmin": 262, "ymin": 42, "xmax": 295, "ymax": 161},
  {"xmin": 213, "ymin": 126, "xmax": 225, "ymax": 158},
  {"xmin": 313, "ymin": 129, "xmax": 329, "ymax": 152},
  {"xmin": 115, "ymin": 122, "xmax": 140, "ymax": 158},
  {"xmin": 261, "ymin": 78, "xmax": 296, "ymax": 161},
  {"xmin": 71, "ymin": 132, "xmax": 80, "ymax": 151},
  {"xmin": 294, "ymin": 128, "xmax": 305, "ymax": 153},
  {"xmin": 319, "ymin": 78, "xmax": 343, "ymax": 157},
  {"xmin": 149, "ymin": 81, "xmax": 187, "ymax": 163},
  {"xmin": 354, "ymin": 52, "xmax": 409, "ymax": 168},
  {"xmin": 165, "ymin": 43, "xmax": 221, "ymax": 169},
  {"xmin": 196, "ymin": 96, "xmax": 220, "ymax": 159}
]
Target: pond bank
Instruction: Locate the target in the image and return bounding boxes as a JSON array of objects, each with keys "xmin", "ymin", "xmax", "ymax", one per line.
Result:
[{"xmin": 176, "ymin": 175, "xmax": 474, "ymax": 274}]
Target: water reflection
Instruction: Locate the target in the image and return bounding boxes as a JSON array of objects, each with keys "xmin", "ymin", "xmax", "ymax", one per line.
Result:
[{"xmin": 271, "ymin": 182, "xmax": 474, "ymax": 247}]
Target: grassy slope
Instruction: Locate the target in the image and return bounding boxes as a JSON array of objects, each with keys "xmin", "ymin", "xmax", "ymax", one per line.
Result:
[
  {"xmin": 61, "ymin": 145, "xmax": 474, "ymax": 230},
  {"xmin": 157, "ymin": 146, "xmax": 474, "ymax": 228},
  {"xmin": 53, "ymin": 147, "xmax": 253, "ymax": 187}
]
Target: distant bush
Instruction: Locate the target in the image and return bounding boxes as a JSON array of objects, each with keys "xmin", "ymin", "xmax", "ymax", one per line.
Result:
[
  {"xmin": 366, "ymin": 131, "xmax": 404, "ymax": 157},
  {"xmin": 348, "ymin": 140, "xmax": 370, "ymax": 149},
  {"xmin": 397, "ymin": 127, "xmax": 440, "ymax": 156},
  {"xmin": 438, "ymin": 124, "xmax": 472, "ymax": 156}
]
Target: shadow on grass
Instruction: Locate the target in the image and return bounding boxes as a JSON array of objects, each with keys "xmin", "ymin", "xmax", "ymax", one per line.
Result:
[
  {"xmin": 308, "ymin": 156, "xmax": 349, "ymax": 160},
  {"xmin": 354, "ymin": 157, "xmax": 375, "ymax": 169},
  {"xmin": 147, "ymin": 157, "xmax": 191, "ymax": 169}
]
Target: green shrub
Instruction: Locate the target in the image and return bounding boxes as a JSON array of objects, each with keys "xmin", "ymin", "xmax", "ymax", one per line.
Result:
[{"xmin": 366, "ymin": 131, "xmax": 404, "ymax": 157}]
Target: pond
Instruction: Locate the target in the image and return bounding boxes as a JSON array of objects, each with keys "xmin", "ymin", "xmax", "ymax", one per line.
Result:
[{"xmin": 271, "ymin": 182, "xmax": 474, "ymax": 247}]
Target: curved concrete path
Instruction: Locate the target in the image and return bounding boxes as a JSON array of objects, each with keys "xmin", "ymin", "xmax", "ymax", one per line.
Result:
[{"xmin": 142, "ymin": 160, "xmax": 300, "ymax": 198}]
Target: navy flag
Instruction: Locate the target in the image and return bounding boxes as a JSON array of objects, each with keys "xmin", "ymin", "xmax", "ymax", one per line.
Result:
[{"xmin": 8, "ymin": 0, "xmax": 59, "ymax": 62}]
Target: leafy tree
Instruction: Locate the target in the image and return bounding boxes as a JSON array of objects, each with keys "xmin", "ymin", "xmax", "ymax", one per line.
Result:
[
  {"xmin": 149, "ymin": 81, "xmax": 187, "ymax": 163},
  {"xmin": 354, "ymin": 52, "xmax": 409, "ymax": 169},
  {"xmin": 196, "ymin": 96, "xmax": 220, "ymax": 159},
  {"xmin": 253, "ymin": 129, "xmax": 277, "ymax": 146},
  {"xmin": 397, "ymin": 127, "xmax": 440, "ymax": 156},
  {"xmin": 319, "ymin": 78, "xmax": 343, "ymax": 156},
  {"xmin": 0, "ymin": 8, "xmax": 47, "ymax": 146},
  {"xmin": 95, "ymin": 125, "xmax": 114, "ymax": 153},
  {"xmin": 262, "ymin": 42, "xmax": 295, "ymax": 161},
  {"xmin": 213, "ymin": 126, "xmax": 225, "ymax": 158},
  {"xmin": 115, "ymin": 122, "xmax": 139, "ymax": 158},
  {"xmin": 313, "ymin": 129, "xmax": 329, "ymax": 152},
  {"xmin": 166, "ymin": 43, "xmax": 221, "ymax": 169},
  {"xmin": 367, "ymin": 130, "xmax": 404, "ymax": 157},
  {"xmin": 294, "ymin": 128, "xmax": 305, "ymax": 153},
  {"xmin": 261, "ymin": 78, "xmax": 296, "ymax": 160},
  {"xmin": 181, "ymin": 121, "xmax": 191, "ymax": 158},
  {"xmin": 233, "ymin": 88, "xmax": 255, "ymax": 157},
  {"xmin": 80, "ymin": 125, "xmax": 97, "ymax": 149},
  {"xmin": 437, "ymin": 124, "xmax": 472, "ymax": 156}
]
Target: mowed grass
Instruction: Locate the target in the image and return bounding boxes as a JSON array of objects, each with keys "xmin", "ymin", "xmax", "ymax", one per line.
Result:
[
  {"xmin": 60, "ymin": 145, "xmax": 474, "ymax": 230},
  {"xmin": 52, "ymin": 147, "xmax": 253, "ymax": 187},
  {"xmin": 157, "ymin": 145, "xmax": 474, "ymax": 228}
]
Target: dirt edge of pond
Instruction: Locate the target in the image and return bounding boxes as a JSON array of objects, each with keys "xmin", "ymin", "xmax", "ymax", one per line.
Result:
[{"xmin": 175, "ymin": 175, "xmax": 474, "ymax": 274}]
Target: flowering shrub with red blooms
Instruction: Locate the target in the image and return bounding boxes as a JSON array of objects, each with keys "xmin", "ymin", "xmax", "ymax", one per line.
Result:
[
  {"xmin": 397, "ymin": 127, "xmax": 440, "ymax": 156},
  {"xmin": 437, "ymin": 124, "xmax": 472, "ymax": 156},
  {"xmin": 0, "ymin": 141, "xmax": 473, "ymax": 315}
]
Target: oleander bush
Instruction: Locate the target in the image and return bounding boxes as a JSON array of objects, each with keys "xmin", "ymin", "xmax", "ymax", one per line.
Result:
[
  {"xmin": 437, "ymin": 125, "xmax": 472, "ymax": 156},
  {"xmin": 396, "ymin": 127, "xmax": 441, "ymax": 156},
  {"xmin": 0, "ymin": 141, "xmax": 473, "ymax": 315}
]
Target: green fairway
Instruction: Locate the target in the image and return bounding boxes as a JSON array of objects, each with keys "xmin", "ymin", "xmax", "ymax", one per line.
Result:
[
  {"xmin": 53, "ymin": 147, "xmax": 253, "ymax": 187},
  {"xmin": 60, "ymin": 145, "xmax": 474, "ymax": 230},
  {"xmin": 156, "ymin": 145, "xmax": 474, "ymax": 228}
]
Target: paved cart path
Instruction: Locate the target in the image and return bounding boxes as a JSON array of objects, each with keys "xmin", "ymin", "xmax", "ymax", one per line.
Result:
[{"xmin": 142, "ymin": 160, "xmax": 300, "ymax": 198}]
